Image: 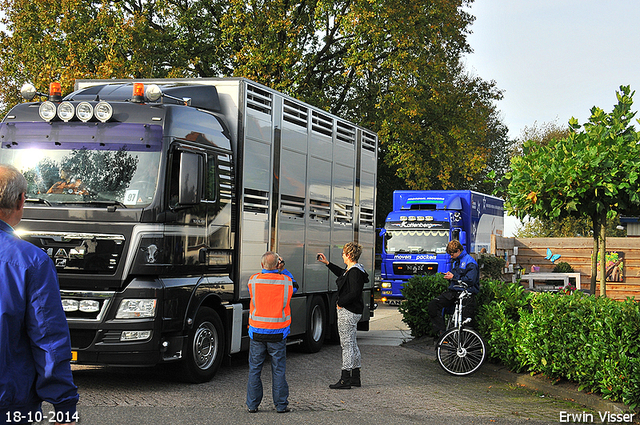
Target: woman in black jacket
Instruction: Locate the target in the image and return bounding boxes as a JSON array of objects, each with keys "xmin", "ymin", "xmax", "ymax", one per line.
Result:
[{"xmin": 317, "ymin": 242, "xmax": 369, "ymax": 389}]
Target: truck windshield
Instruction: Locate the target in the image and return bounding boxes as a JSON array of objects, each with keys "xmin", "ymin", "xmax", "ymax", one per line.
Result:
[
  {"xmin": 0, "ymin": 122, "xmax": 162, "ymax": 207},
  {"xmin": 385, "ymin": 229, "xmax": 449, "ymax": 254}
]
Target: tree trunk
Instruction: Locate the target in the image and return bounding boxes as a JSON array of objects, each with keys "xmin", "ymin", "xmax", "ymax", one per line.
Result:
[
  {"xmin": 599, "ymin": 220, "xmax": 607, "ymax": 297},
  {"xmin": 590, "ymin": 216, "xmax": 599, "ymax": 295}
]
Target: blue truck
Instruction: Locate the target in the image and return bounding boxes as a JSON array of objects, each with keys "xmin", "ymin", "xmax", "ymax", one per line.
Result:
[{"xmin": 378, "ymin": 190, "xmax": 504, "ymax": 303}]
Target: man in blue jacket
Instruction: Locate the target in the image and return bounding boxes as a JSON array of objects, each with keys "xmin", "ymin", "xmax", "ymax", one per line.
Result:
[
  {"xmin": 0, "ymin": 164, "xmax": 78, "ymax": 424},
  {"xmin": 428, "ymin": 239, "xmax": 479, "ymax": 339}
]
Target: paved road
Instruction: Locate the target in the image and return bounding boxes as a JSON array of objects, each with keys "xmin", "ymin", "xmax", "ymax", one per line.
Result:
[{"xmin": 38, "ymin": 305, "xmax": 610, "ymax": 425}]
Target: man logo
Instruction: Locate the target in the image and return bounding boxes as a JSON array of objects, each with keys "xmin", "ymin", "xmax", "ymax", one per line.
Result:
[
  {"xmin": 54, "ymin": 248, "xmax": 68, "ymax": 258},
  {"xmin": 54, "ymin": 249, "xmax": 68, "ymax": 268}
]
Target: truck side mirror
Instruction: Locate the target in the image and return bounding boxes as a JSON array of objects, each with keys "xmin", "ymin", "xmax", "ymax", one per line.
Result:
[
  {"xmin": 459, "ymin": 230, "xmax": 467, "ymax": 246},
  {"xmin": 178, "ymin": 151, "xmax": 202, "ymax": 206}
]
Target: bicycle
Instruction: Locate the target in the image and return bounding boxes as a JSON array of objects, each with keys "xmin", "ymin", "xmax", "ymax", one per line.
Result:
[{"xmin": 436, "ymin": 281, "xmax": 486, "ymax": 376}]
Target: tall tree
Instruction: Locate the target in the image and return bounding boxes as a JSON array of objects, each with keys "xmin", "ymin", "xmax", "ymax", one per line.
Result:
[
  {"xmin": 503, "ymin": 86, "xmax": 640, "ymax": 296},
  {"xmin": 0, "ymin": 0, "xmax": 508, "ymax": 226}
]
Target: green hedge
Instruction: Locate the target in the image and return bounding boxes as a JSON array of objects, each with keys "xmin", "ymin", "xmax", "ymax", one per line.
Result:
[
  {"xmin": 398, "ymin": 275, "xmax": 640, "ymax": 409},
  {"xmin": 398, "ymin": 274, "xmax": 448, "ymax": 338}
]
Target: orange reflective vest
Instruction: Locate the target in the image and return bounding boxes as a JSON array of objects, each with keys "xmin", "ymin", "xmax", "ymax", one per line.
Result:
[{"xmin": 248, "ymin": 272, "xmax": 293, "ymax": 331}]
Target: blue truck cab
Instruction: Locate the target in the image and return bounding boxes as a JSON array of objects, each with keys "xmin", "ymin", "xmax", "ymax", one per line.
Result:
[{"xmin": 379, "ymin": 190, "xmax": 504, "ymax": 302}]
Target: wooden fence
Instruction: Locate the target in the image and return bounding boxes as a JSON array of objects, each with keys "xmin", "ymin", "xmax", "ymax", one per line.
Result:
[{"xmin": 491, "ymin": 235, "xmax": 640, "ymax": 301}]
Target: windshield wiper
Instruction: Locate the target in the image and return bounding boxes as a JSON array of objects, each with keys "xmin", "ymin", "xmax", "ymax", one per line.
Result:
[
  {"xmin": 25, "ymin": 197, "xmax": 52, "ymax": 206},
  {"xmin": 58, "ymin": 200, "xmax": 128, "ymax": 209}
]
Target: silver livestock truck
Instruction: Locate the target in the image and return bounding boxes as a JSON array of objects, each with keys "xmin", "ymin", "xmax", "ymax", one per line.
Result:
[{"xmin": 0, "ymin": 78, "xmax": 377, "ymax": 382}]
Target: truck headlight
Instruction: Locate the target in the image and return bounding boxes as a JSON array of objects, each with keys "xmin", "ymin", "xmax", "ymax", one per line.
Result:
[
  {"xmin": 381, "ymin": 282, "xmax": 392, "ymax": 288},
  {"xmin": 57, "ymin": 101, "xmax": 74, "ymax": 122},
  {"xmin": 39, "ymin": 101, "xmax": 57, "ymax": 121},
  {"xmin": 116, "ymin": 299, "xmax": 157, "ymax": 318},
  {"xmin": 62, "ymin": 299, "xmax": 79, "ymax": 312},
  {"xmin": 121, "ymin": 330, "xmax": 152, "ymax": 341},
  {"xmin": 94, "ymin": 101, "xmax": 113, "ymax": 122},
  {"xmin": 80, "ymin": 300, "xmax": 100, "ymax": 313}
]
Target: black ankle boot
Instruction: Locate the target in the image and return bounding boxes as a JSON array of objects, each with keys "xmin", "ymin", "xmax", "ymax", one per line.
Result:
[
  {"xmin": 329, "ymin": 369, "xmax": 351, "ymax": 389},
  {"xmin": 350, "ymin": 368, "xmax": 361, "ymax": 387}
]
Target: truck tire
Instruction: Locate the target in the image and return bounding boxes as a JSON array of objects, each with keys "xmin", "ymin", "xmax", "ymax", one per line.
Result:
[
  {"xmin": 180, "ymin": 307, "xmax": 225, "ymax": 383},
  {"xmin": 301, "ymin": 296, "xmax": 326, "ymax": 353}
]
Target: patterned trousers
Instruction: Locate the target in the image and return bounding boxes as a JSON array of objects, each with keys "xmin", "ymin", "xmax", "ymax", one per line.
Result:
[{"xmin": 337, "ymin": 307, "xmax": 362, "ymax": 370}]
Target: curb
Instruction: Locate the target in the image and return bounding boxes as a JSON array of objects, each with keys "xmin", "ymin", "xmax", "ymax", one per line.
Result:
[{"xmin": 481, "ymin": 363, "xmax": 631, "ymax": 415}]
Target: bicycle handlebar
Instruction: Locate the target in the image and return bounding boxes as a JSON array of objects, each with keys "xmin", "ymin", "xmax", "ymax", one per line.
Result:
[{"xmin": 453, "ymin": 280, "xmax": 469, "ymax": 289}]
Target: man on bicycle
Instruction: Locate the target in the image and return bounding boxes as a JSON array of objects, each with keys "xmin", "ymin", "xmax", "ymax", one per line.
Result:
[{"xmin": 428, "ymin": 239, "xmax": 479, "ymax": 339}]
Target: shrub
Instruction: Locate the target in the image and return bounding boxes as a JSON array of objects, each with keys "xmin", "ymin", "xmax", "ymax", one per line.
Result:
[
  {"xmin": 553, "ymin": 261, "xmax": 574, "ymax": 273},
  {"xmin": 477, "ymin": 254, "xmax": 506, "ymax": 280},
  {"xmin": 398, "ymin": 274, "xmax": 448, "ymax": 338},
  {"xmin": 478, "ymin": 285, "xmax": 640, "ymax": 409},
  {"xmin": 476, "ymin": 279, "xmax": 532, "ymax": 371}
]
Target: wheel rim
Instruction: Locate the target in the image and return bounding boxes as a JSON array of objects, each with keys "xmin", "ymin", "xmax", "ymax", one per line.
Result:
[
  {"xmin": 437, "ymin": 329, "xmax": 485, "ymax": 376},
  {"xmin": 310, "ymin": 304, "xmax": 323, "ymax": 342},
  {"xmin": 192, "ymin": 321, "xmax": 219, "ymax": 370}
]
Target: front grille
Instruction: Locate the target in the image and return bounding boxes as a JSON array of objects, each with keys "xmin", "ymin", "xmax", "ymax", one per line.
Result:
[{"xmin": 19, "ymin": 231, "xmax": 125, "ymax": 274}]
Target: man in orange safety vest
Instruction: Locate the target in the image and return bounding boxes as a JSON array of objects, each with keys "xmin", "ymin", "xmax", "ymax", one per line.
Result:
[{"xmin": 246, "ymin": 251, "xmax": 297, "ymax": 414}]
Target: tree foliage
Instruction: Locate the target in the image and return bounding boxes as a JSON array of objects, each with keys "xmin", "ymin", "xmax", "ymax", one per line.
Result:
[
  {"xmin": 514, "ymin": 216, "xmax": 625, "ymax": 238},
  {"xmin": 503, "ymin": 86, "xmax": 640, "ymax": 296},
  {"xmin": 0, "ymin": 0, "xmax": 510, "ymax": 226}
]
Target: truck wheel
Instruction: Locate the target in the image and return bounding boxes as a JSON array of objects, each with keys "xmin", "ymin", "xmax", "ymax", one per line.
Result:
[
  {"xmin": 301, "ymin": 296, "xmax": 326, "ymax": 353},
  {"xmin": 180, "ymin": 307, "xmax": 225, "ymax": 383}
]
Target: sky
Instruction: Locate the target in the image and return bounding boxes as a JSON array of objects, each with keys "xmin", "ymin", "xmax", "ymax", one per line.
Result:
[
  {"xmin": 463, "ymin": 0, "xmax": 640, "ymax": 140},
  {"xmin": 463, "ymin": 0, "xmax": 640, "ymax": 235}
]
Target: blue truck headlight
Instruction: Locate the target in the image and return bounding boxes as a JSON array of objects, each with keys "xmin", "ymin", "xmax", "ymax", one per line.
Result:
[
  {"xmin": 116, "ymin": 299, "xmax": 157, "ymax": 319},
  {"xmin": 381, "ymin": 282, "xmax": 392, "ymax": 288}
]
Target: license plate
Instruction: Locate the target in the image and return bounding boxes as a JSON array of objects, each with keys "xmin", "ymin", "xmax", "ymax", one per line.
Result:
[
  {"xmin": 71, "ymin": 351, "xmax": 77, "ymax": 362},
  {"xmin": 405, "ymin": 264, "xmax": 426, "ymax": 273}
]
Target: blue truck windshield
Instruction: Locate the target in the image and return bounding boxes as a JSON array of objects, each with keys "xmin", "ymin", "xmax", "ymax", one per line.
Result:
[
  {"xmin": 0, "ymin": 122, "xmax": 162, "ymax": 207},
  {"xmin": 385, "ymin": 228, "xmax": 449, "ymax": 254}
]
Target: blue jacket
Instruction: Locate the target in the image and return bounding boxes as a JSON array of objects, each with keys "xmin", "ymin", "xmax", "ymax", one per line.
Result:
[
  {"xmin": 448, "ymin": 249, "xmax": 480, "ymax": 294},
  {"xmin": 0, "ymin": 220, "xmax": 78, "ymax": 421}
]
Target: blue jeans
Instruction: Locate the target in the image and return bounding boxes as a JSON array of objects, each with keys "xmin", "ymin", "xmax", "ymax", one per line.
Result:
[{"xmin": 247, "ymin": 338, "xmax": 289, "ymax": 411}]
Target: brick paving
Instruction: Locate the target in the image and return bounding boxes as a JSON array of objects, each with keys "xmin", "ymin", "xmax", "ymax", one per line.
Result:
[{"xmin": 57, "ymin": 305, "xmax": 620, "ymax": 424}]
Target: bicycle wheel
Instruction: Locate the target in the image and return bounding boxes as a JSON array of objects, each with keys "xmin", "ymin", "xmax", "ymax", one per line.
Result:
[{"xmin": 436, "ymin": 328, "xmax": 486, "ymax": 376}]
